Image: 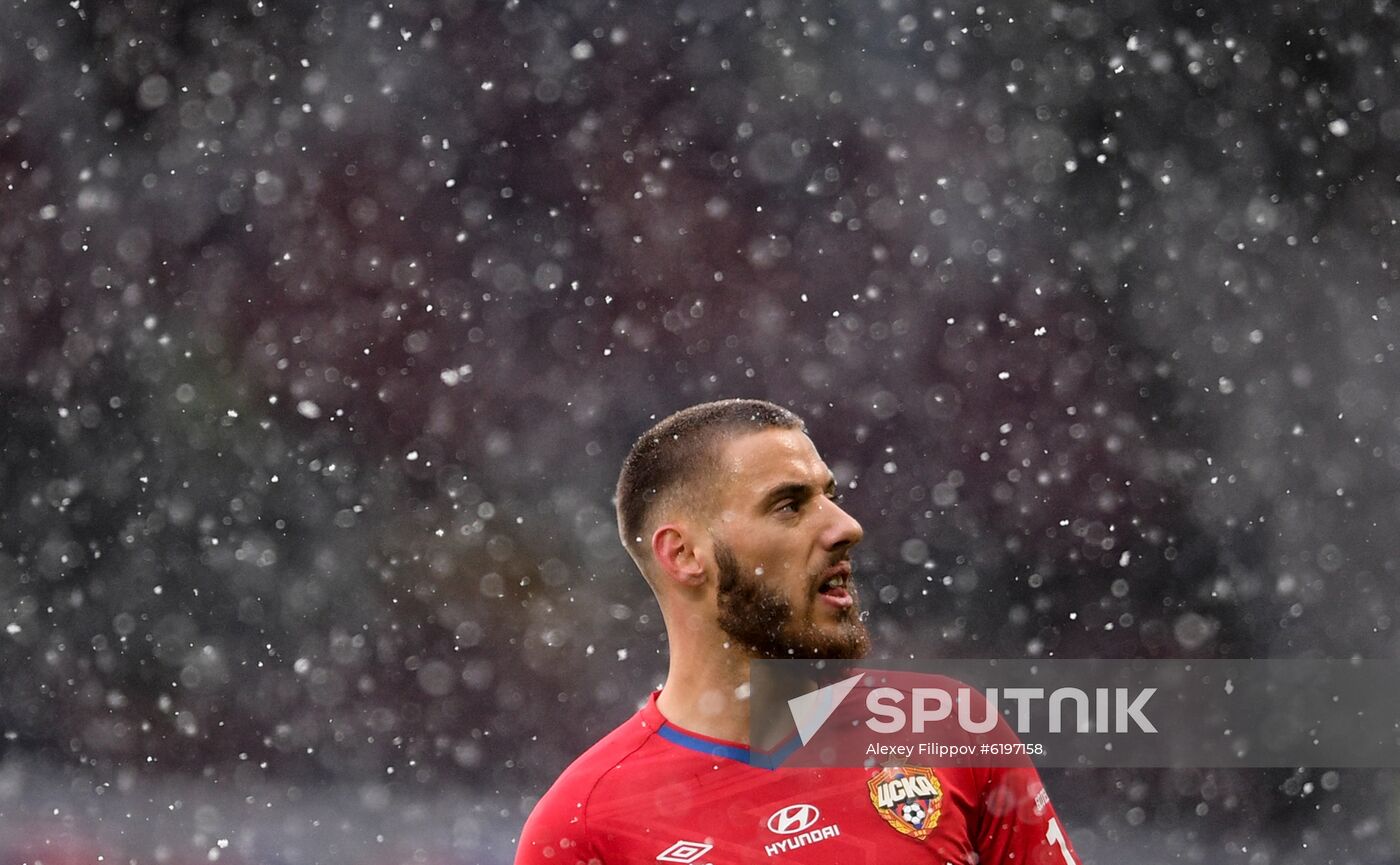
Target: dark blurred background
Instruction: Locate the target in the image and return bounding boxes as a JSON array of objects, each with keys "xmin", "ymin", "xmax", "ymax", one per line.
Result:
[{"xmin": 2, "ymin": 0, "xmax": 1399, "ymax": 862}]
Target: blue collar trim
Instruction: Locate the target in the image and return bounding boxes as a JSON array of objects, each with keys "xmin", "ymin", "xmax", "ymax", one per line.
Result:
[{"xmin": 656, "ymin": 724, "xmax": 802, "ymax": 770}]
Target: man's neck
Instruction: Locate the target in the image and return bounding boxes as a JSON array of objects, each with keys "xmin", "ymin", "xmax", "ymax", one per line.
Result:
[{"xmin": 655, "ymin": 644, "xmax": 754, "ymax": 744}]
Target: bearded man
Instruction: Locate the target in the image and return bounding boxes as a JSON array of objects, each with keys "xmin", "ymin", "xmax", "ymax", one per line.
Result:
[{"xmin": 515, "ymin": 399, "xmax": 1081, "ymax": 864}]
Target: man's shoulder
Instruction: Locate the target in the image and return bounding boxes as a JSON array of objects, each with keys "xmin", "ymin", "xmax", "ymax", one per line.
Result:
[
  {"xmin": 516, "ymin": 701, "xmax": 663, "ymax": 864},
  {"xmin": 542, "ymin": 702, "xmax": 663, "ymax": 800}
]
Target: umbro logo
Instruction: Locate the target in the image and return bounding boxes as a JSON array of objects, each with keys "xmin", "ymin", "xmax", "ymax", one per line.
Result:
[{"xmin": 656, "ymin": 839, "xmax": 713, "ymax": 863}]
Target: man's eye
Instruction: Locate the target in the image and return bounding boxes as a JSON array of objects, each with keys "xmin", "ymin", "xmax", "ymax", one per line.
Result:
[{"xmin": 777, "ymin": 500, "xmax": 800, "ymax": 513}]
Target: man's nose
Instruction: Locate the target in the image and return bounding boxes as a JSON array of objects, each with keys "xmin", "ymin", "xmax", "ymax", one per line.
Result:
[{"xmin": 823, "ymin": 500, "xmax": 864, "ymax": 551}]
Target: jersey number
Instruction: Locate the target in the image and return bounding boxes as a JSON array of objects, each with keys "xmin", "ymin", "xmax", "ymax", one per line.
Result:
[{"xmin": 1045, "ymin": 816, "xmax": 1075, "ymax": 864}]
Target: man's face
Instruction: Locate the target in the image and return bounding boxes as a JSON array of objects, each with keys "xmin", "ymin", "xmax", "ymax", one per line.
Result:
[{"xmin": 706, "ymin": 428, "xmax": 869, "ymax": 660}]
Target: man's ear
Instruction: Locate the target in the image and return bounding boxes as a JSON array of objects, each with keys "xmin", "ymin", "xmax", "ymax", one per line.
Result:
[{"xmin": 651, "ymin": 523, "xmax": 706, "ymax": 588}]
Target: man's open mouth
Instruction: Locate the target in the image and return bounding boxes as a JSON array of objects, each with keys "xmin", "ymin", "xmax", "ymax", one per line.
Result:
[{"xmin": 817, "ymin": 564, "xmax": 854, "ymax": 607}]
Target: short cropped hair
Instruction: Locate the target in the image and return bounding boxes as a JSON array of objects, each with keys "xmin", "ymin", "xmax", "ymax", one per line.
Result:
[{"xmin": 615, "ymin": 399, "xmax": 805, "ymax": 559}]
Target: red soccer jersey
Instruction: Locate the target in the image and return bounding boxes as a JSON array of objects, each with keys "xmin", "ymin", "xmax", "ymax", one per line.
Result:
[{"xmin": 516, "ymin": 691, "xmax": 1082, "ymax": 865}]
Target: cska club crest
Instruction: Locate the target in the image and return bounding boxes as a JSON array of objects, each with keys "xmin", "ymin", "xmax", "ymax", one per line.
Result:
[{"xmin": 867, "ymin": 766, "xmax": 943, "ymax": 841}]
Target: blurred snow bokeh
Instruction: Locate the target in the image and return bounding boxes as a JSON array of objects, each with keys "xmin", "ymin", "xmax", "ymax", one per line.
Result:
[{"xmin": 1, "ymin": 0, "xmax": 1399, "ymax": 862}]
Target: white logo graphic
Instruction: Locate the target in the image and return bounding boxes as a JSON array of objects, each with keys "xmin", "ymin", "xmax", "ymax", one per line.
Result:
[
  {"xmin": 767, "ymin": 803, "xmax": 821, "ymax": 835},
  {"xmin": 788, "ymin": 673, "xmax": 864, "ymax": 744},
  {"xmin": 762, "ymin": 804, "xmax": 842, "ymax": 857},
  {"xmin": 656, "ymin": 840, "xmax": 713, "ymax": 863}
]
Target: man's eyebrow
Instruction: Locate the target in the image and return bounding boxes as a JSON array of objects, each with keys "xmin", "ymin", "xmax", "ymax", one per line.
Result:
[{"xmin": 759, "ymin": 476, "xmax": 838, "ymax": 506}]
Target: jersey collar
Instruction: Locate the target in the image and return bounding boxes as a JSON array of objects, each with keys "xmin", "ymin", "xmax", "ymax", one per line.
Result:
[{"xmin": 643, "ymin": 690, "xmax": 801, "ymax": 770}]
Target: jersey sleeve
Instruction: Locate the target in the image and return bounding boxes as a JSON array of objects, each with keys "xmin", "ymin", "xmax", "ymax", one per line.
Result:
[
  {"xmin": 974, "ymin": 764, "xmax": 1082, "ymax": 865},
  {"xmin": 514, "ymin": 777, "xmax": 605, "ymax": 865}
]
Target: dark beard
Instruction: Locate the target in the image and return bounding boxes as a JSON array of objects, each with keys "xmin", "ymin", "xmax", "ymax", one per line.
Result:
[{"xmin": 714, "ymin": 541, "xmax": 870, "ymax": 660}]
